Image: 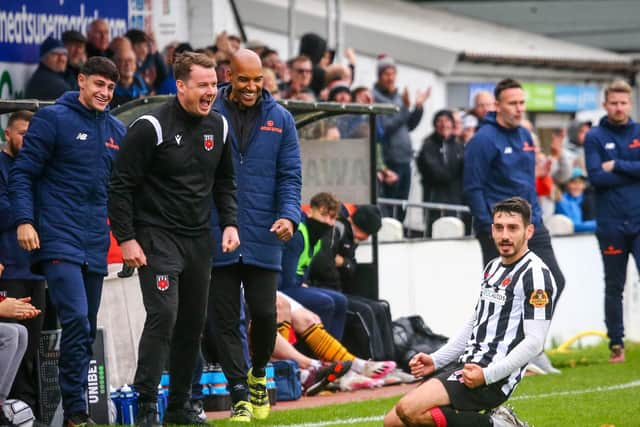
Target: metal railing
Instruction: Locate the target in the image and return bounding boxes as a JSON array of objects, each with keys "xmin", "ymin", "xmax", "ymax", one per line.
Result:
[{"xmin": 377, "ymin": 197, "xmax": 474, "ymax": 239}]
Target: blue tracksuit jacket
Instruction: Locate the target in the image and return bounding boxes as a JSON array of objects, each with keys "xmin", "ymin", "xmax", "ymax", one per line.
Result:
[
  {"xmin": 9, "ymin": 91, "xmax": 125, "ymax": 274},
  {"xmin": 0, "ymin": 151, "xmax": 43, "ymax": 280},
  {"xmin": 211, "ymin": 85, "xmax": 301, "ymax": 271},
  {"xmin": 584, "ymin": 116, "xmax": 640, "ymax": 224},
  {"xmin": 463, "ymin": 112, "xmax": 541, "ymax": 232}
]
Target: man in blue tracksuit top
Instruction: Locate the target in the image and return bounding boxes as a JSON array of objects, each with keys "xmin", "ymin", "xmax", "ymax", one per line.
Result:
[
  {"xmin": 10, "ymin": 57, "xmax": 124, "ymax": 427},
  {"xmin": 0, "ymin": 110, "xmax": 45, "ymax": 416},
  {"xmin": 208, "ymin": 49, "xmax": 301, "ymax": 421},
  {"xmin": 463, "ymin": 78, "xmax": 565, "ymax": 298},
  {"xmin": 584, "ymin": 80, "xmax": 640, "ymax": 364}
]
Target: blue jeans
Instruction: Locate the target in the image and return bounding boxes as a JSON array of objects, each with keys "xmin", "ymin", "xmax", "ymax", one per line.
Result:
[
  {"xmin": 280, "ymin": 287, "xmax": 347, "ymax": 339},
  {"xmin": 42, "ymin": 261, "xmax": 103, "ymax": 416}
]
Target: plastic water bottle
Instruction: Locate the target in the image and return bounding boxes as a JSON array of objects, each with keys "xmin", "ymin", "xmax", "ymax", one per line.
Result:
[
  {"xmin": 156, "ymin": 385, "xmax": 167, "ymax": 423},
  {"xmin": 200, "ymin": 365, "xmax": 211, "ymax": 396},
  {"xmin": 119, "ymin": 384, "xmax": 138, "ymax": 425},
  {"xmin": 160, "ymin": 371, "xmax": 170, "ymax": 396},
  {"xmin": 210, "ymin": 364, "xmax": 228, "ymax": 395},
  {"xmin": 266, "ymin": 363, "xmax": 276, "ymax": 390},
  {"xmin": 109, "ymin": 387, "xmax": 121, "ymax": 424}
]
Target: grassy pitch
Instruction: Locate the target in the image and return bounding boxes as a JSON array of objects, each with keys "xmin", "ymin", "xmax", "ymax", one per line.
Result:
[{"xmin": 211, "ymin": 342, "xmax": 639, "ymax": 427}]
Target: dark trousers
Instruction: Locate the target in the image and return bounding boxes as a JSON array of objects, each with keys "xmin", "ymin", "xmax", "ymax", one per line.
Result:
[
  {"xmin": 133, "ymin": 227, "xmax": 213, "ymax": 407},
  {"xmin": 381, "ymin": 161, "xmax": 411, "ymax": 222},
  {"xmin": 209, "ymin": 263, "xmax": 277, "ymax": 403},
  {"xmin": 477, "ymin": 224, "xmax": 565, "ymax": 300},
  {"xmin": 595, "ymin": 221, "xmax": 640, "ymax": 348},
  {"xmin": 0, "ymin": 279, "xmax": 45, "ymax": 413},
  {"xmin": 280, "ymin": 286, "xmax": 347, "ymax": 339},
  {"xmin": 41, "ymin": 262, "xmax": 103, "ymax": 416}
]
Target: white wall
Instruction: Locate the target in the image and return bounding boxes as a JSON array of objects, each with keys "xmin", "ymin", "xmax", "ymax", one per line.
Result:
[
  {"xmin": 374, "ymin": 234, "xmax": 640, "ymax": 348},
  {"xmin": 100, "ymin": 233, "xmax": 638, "ymax": 387}
]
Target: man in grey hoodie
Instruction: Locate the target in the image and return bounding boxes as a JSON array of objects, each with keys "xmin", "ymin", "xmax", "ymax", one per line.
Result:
[{"xmin": 373, "ymin": 55, "xmax": 430, "ymax": 221}]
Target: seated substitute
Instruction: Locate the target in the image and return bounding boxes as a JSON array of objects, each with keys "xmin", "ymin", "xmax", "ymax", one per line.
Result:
[
  {"xmin": 384, "ymin": 197, "xmax": 558, "ymax": 427},
  {"xmin": 275, "ymin": 292, "xmax": 396, "ymax": 392}
]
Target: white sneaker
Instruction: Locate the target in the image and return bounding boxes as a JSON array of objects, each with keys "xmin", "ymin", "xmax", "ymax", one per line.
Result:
[
  {"xmin": 336, "ymin": 370, "xmax": 384, "ymax": 391},
  {"xmin": 361, "ymin": 360, "xmax": 396, "ymax": 379},
  {"xmin": 528, "ymin": 352, "xmax": 560, "ymax": 375},
  {"xmin": 490, "ymin": 405, "xmax": 531, "ymax": 427}
]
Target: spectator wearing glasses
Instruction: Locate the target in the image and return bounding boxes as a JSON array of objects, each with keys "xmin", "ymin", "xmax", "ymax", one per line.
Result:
[{"xmin": 281, "ymin": 55, "xmax": 315, "ymax": 101}]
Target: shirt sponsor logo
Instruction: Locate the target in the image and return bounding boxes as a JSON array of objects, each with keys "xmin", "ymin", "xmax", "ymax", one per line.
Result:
[
  {"xmin": 260, "ymin": 119, "xmax": 283, "ymax": 134},
  {"xmin": 480, "ymin": 288, "xmax": 506, "ymax": 305},
  {"xmin": 603, "ymin": 245, "xmax": 623, "ymax": 255},
  {"xmin": 156, "ymin": 275, "xmax": 170, "ymax": 292},
  {"xmin": 605, "ymin": 142, "xmax": 616, "ymax": 150},
  {"xmin": 529, "ymin": 289, "xmax": 549, "ymax": 308},
  {"xmin": 522, "ymin": 141, "xmax": 536, "ymax": 152},
  {"xmin": 105, "ymin": 137, "xmax": 119, "ymax": 150},
  {"xmin": 203, "ymin": 134, "xmax": 214, "ymax": 151},
  {"xmin": 76, "ymin": 132, "xmax": 88, "ymax": 140}
]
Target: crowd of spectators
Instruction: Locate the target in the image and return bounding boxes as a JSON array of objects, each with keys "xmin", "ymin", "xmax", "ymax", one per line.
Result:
[{"xmin": 18, "ymin": 20, "xmax": 599, "ymax": 238}]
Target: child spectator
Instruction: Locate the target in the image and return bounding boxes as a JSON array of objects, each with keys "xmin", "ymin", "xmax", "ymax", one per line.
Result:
[{"xmin": 555, "ymin": 168, "xmax": 596, "ymax": 232}]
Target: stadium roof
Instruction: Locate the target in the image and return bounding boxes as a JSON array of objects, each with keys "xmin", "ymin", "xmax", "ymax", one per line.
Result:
[{"xmin": 236, "ymin": 0, "xmax": 635, "ymax": 75}]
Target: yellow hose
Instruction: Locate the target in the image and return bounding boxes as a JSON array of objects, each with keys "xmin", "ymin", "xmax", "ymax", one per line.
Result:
[{"xmin": 550, "ymin": 330, "xmax": 608, "ymax": 354}]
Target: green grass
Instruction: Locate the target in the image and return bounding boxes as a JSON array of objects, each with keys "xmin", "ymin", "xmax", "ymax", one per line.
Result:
[{"xmin": 211, "ymin": 342, "xmax": 640, "ymax": 427}]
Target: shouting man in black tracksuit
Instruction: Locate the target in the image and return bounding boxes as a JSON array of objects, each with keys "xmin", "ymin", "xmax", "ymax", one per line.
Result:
[{"xmin": 108, "ymin": 52, "xmax": 239, "ymax": 427}]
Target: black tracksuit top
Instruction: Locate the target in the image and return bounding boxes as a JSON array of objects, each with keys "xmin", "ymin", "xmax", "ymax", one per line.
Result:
[{"xmin": 108, "ymin": 97, "xmax": 237, "ymax": 243}]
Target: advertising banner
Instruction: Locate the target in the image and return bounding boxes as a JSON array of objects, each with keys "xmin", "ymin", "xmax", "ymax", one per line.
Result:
[{"xmin": 0, "ymin": 1, "xmax": 128, "ymax": 98}]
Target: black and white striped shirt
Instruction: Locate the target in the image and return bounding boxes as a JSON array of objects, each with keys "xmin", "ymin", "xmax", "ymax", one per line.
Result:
[{"xmin": 460, "ymin": 250, "xmax": 558, "ymax": 395}]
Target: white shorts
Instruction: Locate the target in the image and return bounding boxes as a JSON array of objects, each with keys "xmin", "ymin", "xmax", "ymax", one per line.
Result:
[{"xmin": 277, "ymin": 291, "xmax": 304, "ymax": 313}]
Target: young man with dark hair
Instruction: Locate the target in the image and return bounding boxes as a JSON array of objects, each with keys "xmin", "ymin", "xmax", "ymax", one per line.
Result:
[
  {"xmin": 385, "ymin": 197, "xmax": 557, "ymax": 427},
  {"xmin": 464, "ymin": 78, "xmax": 565, "ymax": 297},
  {"xmin": 109, "ymin": 51, "xmax": 238, "ymax": 427},
  {"xmin": 10, "ymin": 56, "xmax": 124, "ymax": 427},
  {"xmin": 279, "ymin": 192, "xmax": 348, "ymax": 339},
  {"xmin": 0, "ymin": 110, "xmax": 46, "ymax": 417},
  {"xmin": 584, "ymin": 79, "xmax": 640, "ymax": 363}
]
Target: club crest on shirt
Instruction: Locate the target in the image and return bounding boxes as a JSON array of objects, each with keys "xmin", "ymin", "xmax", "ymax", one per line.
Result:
[
  {"xmin": 501, "ymin": 277, "xmax": 512, "ymax": 287},
  {"xmin": 529, "ymin": 289, "xmax": 549, "ymax": 308},
  {"xmin": 156, "ymin": 274, "xmax": 170, "ymax": 292},
  {"xmin": 203, "ymin": 134, "xmax": 214, "ymax": 151}
]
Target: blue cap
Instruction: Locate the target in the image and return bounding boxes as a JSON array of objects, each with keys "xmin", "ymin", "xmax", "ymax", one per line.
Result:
[
  {"xmin": 569, "ymin": 167, "xmax": 587, "ymax": 181},
  {"xmin": 40, "ymin": 36, "xmax": 67, "ymax": 59}
]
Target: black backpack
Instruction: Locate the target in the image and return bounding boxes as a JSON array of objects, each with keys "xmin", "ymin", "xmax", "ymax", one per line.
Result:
[{"xmin": 392, "ymin": 315, "xmax": 448, "ymax": 372}]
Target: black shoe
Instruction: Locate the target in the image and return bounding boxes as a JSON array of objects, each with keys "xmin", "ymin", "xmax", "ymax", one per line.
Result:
[
  {"xmin": 117, "ymin": 264, "xmax": 135, "ymax": 278},
  {"xmin": 64, "ymin": 413, "xmax": 95, "ymax": 427},
  {"xmin": 163, "ymin": 402, "xmax": 207, "ymax": 425},
  {"xmin": 136, "ymin": 402, "xmax": 161, "ymax": 427}
]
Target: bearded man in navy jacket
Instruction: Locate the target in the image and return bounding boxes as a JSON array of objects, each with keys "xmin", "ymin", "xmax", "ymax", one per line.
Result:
[{"xmin": 463, "ymin": 78, "xmax": 565, "ymax": 297}]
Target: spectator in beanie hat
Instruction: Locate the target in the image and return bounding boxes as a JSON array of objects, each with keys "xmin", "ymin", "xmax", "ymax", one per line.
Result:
[
  {"xmin": 373, "ymin": 54, "xmax": 430, "ymax": 221},
  {"xmin": 351, "ymin": 205, "xmax": 382, "ymax": 241},
  {"xmin": 25, "ymin": 36, "xmax": 72, "ymax": 100}
]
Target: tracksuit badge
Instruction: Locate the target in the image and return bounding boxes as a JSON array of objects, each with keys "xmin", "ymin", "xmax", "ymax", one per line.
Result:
[
  {"xmin": 203, "ymin": 134, "xmax": 214, "ymax": 151},
  {"xmin": 156, "ymin": 274, "xmax": 170, "ymax": 291}
]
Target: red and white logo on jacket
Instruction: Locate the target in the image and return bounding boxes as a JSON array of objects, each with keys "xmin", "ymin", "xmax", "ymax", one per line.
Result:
[
  {"xmin": 156, "ymin": 274, "xmax": 170, "ymax": 291},
  {"xmin": 203, "ymin": 134, "xmax": 214, "ymax": 151}
]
